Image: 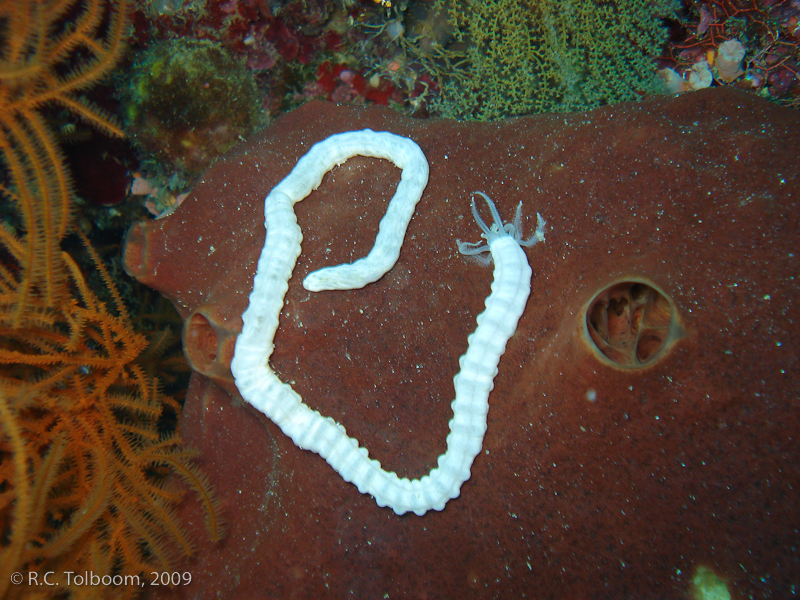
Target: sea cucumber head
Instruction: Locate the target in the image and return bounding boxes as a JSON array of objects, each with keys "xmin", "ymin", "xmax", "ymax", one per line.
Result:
[{"xmin": 458, "ymin": 192, "xmax": 546, "ymax": 258}]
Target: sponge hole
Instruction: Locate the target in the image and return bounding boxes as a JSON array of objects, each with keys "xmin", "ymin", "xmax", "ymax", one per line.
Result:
[{"xmin": 585, "ymin": 280, "xmax": 681, "ymax": 368}]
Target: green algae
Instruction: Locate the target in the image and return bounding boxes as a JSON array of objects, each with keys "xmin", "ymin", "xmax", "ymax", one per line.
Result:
[
  {"xmin": 433, "ymin": 0, "xmax": 679, "ymax": 120},
  {"xmin": 122, "ymin": 39, "xmax": 263, "ymax": 176}
]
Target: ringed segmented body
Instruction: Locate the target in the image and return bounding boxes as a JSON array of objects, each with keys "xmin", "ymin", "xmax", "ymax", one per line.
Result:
[{"xmin": 231, "ymin": 131, "xmax": 546, "ymax": 515}]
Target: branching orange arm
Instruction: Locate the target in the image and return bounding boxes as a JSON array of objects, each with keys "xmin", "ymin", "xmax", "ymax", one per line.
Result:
[
  {"xmin": 0, "ymin": 392, "xmax": 32, "ymax": 599},
  {"xmin": 37, "ymin": 423, "xmax": 110, "ymax": 560},
  {"xmin": 45, "ymin": 0, "xmax": 105, "ymax": 64},
  {"xmin": 37, "ymin": 0, "xmax": 131, "ymax": 101}
]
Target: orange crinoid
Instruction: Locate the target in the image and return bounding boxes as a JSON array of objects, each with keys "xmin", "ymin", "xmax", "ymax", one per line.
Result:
[{"xmin": 0, "ymin": 2, "xmax": 221, "ymax": 598}]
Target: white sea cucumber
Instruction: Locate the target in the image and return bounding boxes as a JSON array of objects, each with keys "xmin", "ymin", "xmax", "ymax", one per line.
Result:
[{"xmin": 231, "ymin": 130, "xmax": 546, "ymax": 515}]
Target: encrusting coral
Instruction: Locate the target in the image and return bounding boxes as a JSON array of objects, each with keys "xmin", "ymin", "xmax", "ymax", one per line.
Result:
[
  {"xmin": 0, "ymin": 1, "xmax": 222, "ymax": 598},
  {"xmin": 660, "ymin": 0, "xmax": 800, "ymax": 106}
]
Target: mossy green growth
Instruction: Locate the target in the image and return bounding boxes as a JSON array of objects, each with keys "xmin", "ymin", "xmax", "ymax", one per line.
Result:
[
  {"xmin": 690, "ymin": 565, "xmax": 731, "ymax": 600},
  {"xmin": 122, "ymin": 39, "xmax": 263, "ymax": 176},
  {"xmin": 434, "ymin": 0, "xmax": 678, "ymax": 120}
]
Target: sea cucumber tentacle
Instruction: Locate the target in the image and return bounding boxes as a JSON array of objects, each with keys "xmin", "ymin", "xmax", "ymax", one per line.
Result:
[{"xmin": 232, "ymin": 128, "xmax": 545, "ymax": 515}]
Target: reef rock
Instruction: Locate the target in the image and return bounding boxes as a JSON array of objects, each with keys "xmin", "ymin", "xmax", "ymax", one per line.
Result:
[{"xmin": 123, "ymin": 89, "xmax": 800, "ymax": 599}]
